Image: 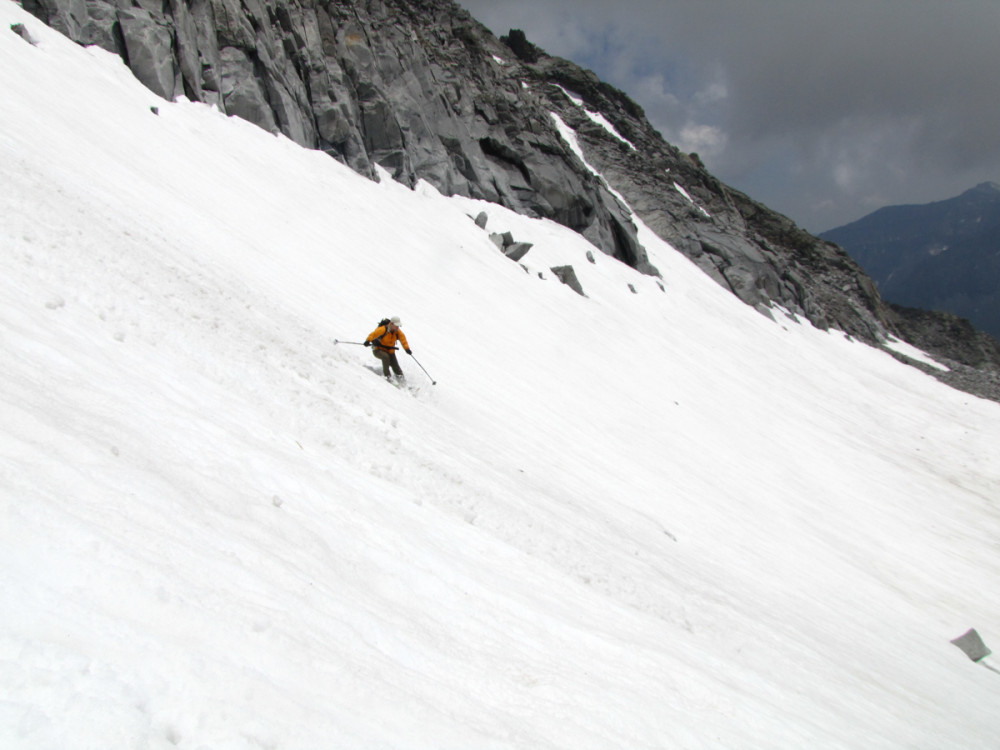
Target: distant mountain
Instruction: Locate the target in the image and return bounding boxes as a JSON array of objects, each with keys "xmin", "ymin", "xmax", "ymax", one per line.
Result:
[{"xmin": 821, "ymin": 183, "xmax": 1000, "ymax": 341}]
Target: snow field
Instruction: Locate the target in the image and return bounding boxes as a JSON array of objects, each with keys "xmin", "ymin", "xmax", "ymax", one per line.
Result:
[{"xmin": 3, "ymin": 4, "xmax": 1000, "ymax": 747}]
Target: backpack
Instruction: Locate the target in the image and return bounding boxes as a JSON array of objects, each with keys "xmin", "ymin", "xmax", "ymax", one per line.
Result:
[{"xmin": 373, "ymin": 318, "xmax": 395, "ymax": 349}]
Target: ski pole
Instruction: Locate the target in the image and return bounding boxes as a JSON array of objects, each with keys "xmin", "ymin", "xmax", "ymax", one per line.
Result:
[
  {"xmin": 333, "ymin": 339, "xmax": 367, "ymax": 346},
  {"xmin": 408, "ymin": 353, "xmax": 436, "ymax": 385}
]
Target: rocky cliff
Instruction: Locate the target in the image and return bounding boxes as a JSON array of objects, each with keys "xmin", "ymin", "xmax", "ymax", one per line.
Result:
[
  {"xmin": 18, "ymin": 0, "xmax": 1000, "ymax": 399},
  {"xmin": 21, "ymin": 0, "xmax": 650, "ymax": 273}
]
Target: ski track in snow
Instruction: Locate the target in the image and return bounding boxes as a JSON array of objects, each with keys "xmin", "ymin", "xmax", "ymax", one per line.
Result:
[{"xmin": 3, "ymin": 5, "xmax": 1000, "ymax": 748}]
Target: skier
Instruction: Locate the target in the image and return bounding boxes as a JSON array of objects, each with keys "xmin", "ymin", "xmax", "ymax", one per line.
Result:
[{"xmin": 365, "ymin": 316, "xmax": 412, "ymax": 382}]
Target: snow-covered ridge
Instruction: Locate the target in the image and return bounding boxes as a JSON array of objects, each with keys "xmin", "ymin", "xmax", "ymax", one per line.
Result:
[{"xmin": 3, "ymin": 5, "xmax": 1000, "ymax": 748}]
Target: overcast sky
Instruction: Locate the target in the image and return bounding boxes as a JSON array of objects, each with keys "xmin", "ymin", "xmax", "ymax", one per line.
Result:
[{"xmin": 456, "ymin": 0, "xmax": 1000, "ymax": 233}]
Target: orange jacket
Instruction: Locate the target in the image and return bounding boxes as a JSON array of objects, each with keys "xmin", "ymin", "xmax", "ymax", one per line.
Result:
[{"xmin": 366, "ymin": 325, "xmax": 409, "ymax": 352}]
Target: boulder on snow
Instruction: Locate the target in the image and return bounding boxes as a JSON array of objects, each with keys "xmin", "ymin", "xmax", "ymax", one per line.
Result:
[
  {"xmin": 951, "ymin": 628, "xmax": 992, "ymax": 662},
  {"xmin": 550, "ymin": 265, "xmax": 585, "ymax": 297},
  {"xmin": 10, "ymin": 22, "xmax": 39, "ymax": 44},
  {"xmin": 503, "ymin": 242, "xmax": 533, "ymax": 262},
  {"xmin": 487, "ymin": 230, "xmax": 533, "ymax": 261}
]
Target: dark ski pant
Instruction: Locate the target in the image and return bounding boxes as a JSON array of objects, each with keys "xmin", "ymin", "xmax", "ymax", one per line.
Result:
[{"xmin": 373, "ymin": 348, "xmax": 404, "ymax": 380}]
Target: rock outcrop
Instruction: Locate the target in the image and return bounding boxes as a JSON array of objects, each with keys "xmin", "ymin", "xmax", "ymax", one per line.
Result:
[
  {"xmin": 526, "ymin": 52, "xmax": 891, "ymax": 342},
  {"xmin": 19, "ymin": 0, "xmax": 1000, "ymax": 398},
  {"xmin": 23, "ymin": 0, "xmax": 650, "ymax": 273},
  {"xmin": 885, "ymin": 305, "xmax": 1000, "ymax": 402}
]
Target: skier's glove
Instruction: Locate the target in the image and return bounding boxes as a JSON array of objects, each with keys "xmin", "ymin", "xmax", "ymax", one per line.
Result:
[
  {"xmin": 405, "ymin": 348, "xmax": 412, "ymax": 355},
  {"xmin": 364, "ymin": 341, "xmax": 371, "ymax": 347}
]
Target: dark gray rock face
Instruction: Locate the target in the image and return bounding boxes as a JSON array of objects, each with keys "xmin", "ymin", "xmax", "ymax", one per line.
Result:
[
  {"xmin": 118, "ymin": 7, "xmax": 176, "ymax": 99},
  {"xmin": 21, "ymin": 0, "xmax": 87, "ymax": 40},
  {"xmin": 528, "ymin": 53, "xmax": 892, "ymax": 343},
  {"xmin": 21, "ymin": 0, "xmax": 652, "ymax": 272},
  {"xmin": 20, "ymin": 0, "xmax": 1000, "ymax": 398}
]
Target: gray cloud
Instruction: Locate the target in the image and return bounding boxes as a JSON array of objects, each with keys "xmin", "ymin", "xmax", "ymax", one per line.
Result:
[{"xmin": 457, "ymin": 0, "xmax": 1000, "ymax": 232}]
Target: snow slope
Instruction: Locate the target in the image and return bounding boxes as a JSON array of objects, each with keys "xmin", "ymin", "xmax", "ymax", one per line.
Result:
[{"xmin": 2, "ymin": 5, "xmax": 1000, "ymax": 747}]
